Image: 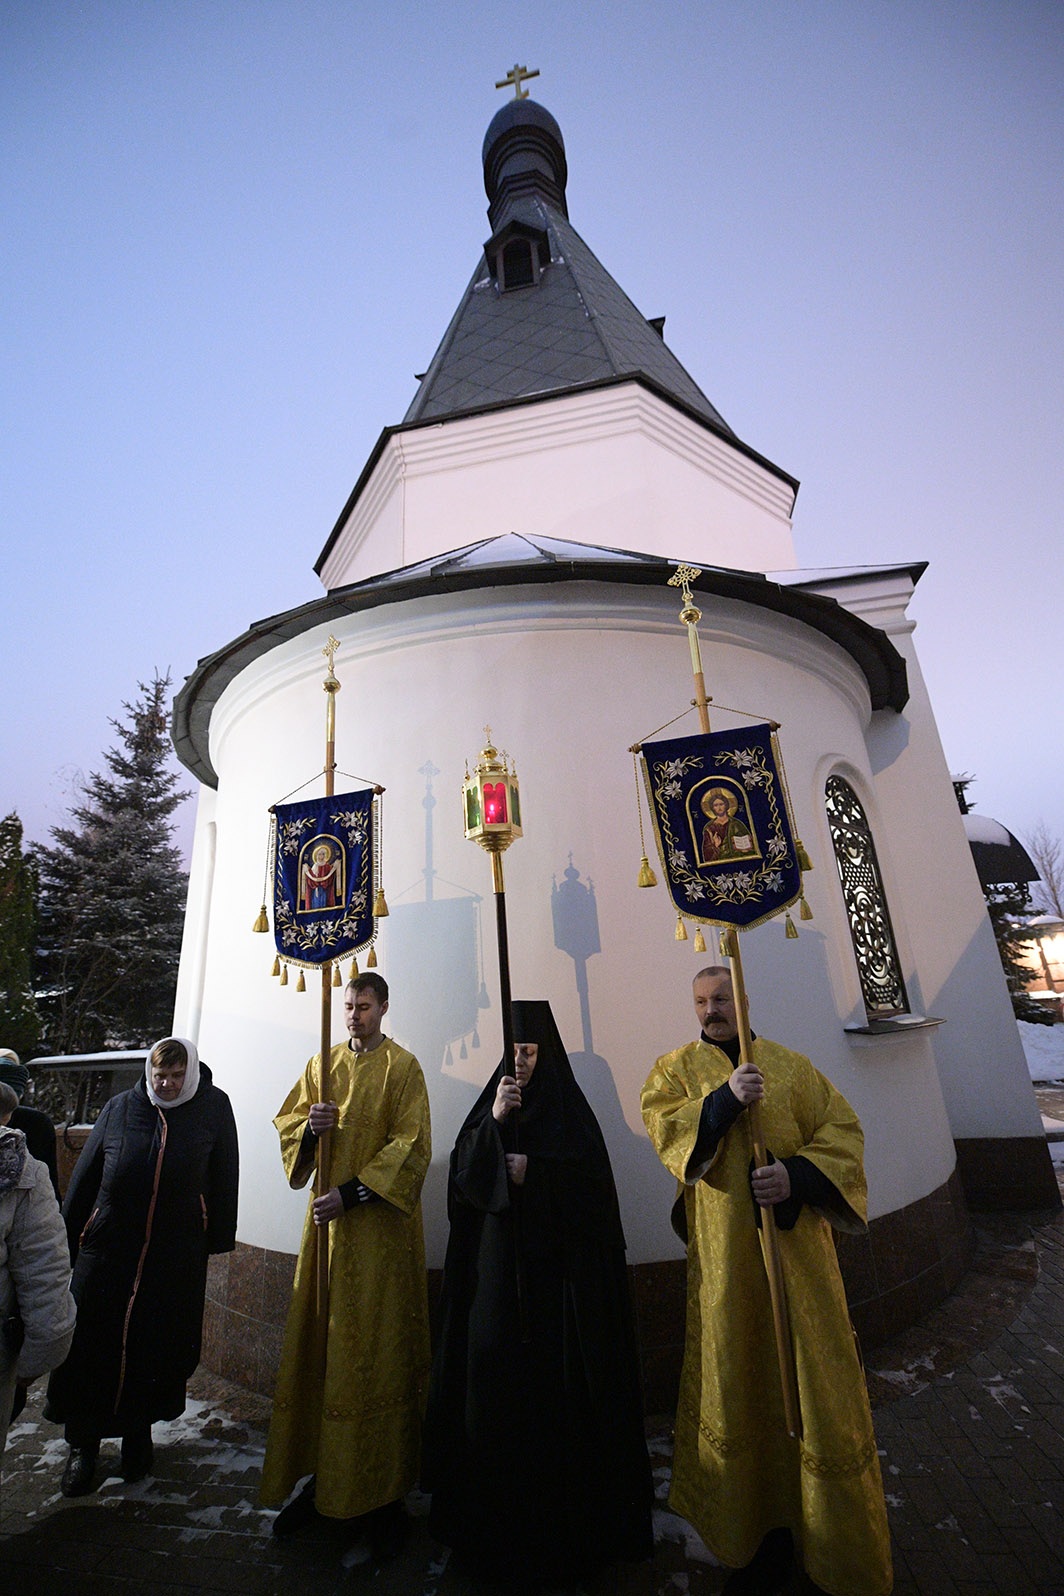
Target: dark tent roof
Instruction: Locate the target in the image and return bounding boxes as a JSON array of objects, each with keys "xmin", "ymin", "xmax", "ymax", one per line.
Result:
[{"xmin": 402, "ymin": 97, "xmax": 736, "ymax": 439}]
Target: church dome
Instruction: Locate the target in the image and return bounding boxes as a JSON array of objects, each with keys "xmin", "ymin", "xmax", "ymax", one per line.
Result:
[{"xmin": 482, "ymin": 97, "xmax": 568, "ymax": 225}]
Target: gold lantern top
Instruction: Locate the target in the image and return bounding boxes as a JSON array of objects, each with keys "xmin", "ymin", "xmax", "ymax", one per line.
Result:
[{"xmin": 463, "ymin": 727, "xmax": 522, "ymax": 854}]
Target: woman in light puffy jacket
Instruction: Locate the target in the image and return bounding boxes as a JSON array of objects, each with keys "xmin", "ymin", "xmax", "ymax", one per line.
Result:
[{"xmin": 0, "ymin": 1079, "xmax": 76, "ymax": 1476}]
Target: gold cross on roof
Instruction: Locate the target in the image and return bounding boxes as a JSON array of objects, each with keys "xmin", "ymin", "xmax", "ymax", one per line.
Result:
[
  {"xmin": 495, "ymin": 63, "xmax": 540, "ymax": 100},
  {"xmin": 322, "ymin": 635, "xmax": 340, "ymax": 675}
]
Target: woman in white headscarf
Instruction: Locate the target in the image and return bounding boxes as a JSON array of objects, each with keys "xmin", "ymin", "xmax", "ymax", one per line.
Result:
[{"xmin": 45, "ymin": 1037, "xmax": 238, "ymax": 1496}]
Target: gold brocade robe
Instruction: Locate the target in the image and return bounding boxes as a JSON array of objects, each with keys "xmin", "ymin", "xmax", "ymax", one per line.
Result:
[
  {"xmin": 641, "ymin": 1038, "xmax": 892, "ymax": 1596},
  {"xmin": 259, "ymin": 1038, "xmax": 431, "ymax": 1520}
]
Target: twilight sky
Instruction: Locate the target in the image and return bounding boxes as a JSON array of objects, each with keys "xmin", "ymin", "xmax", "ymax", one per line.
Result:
[{"xmin": 2, "ymin": 1, "xmax": 1061, "ymax": 863}]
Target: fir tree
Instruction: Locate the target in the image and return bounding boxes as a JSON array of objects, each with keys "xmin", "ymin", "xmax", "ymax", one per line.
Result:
[
  {"xmin": 0, "ymin": 811, "xmax": 42, "ymax": 1057},
  {"xmin": 36, "ymin": 675, "xmax": 188, "ymax": 1052}
]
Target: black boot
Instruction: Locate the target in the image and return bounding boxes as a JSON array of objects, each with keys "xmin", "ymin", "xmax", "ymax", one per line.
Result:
[
  {"xmin": 272, "ymin": 1475, "xmax": 320, "ymax": 1537},
  {"xmin": 61, "ymin": 1443, "xmax": 99, "ymax": 1497},
  {"xmin": 120, "ymin": 1427, "xmax": 154, "ymax": 1483},
  {"xmin": 722, "ymin": 1528, "xmax": 794, "ymax": 1596},
  {"xmin": 369, "ymin": 1499, "xmax": 407, "ymax": 1564}
]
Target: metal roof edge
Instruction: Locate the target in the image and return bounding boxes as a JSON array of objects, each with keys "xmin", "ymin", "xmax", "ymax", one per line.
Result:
[
  {"xmin": 173, "ymin": 552, "xmax": 906, "ymax": 789},
  {"xmin": 775, "ymin": 560, "xmax": 929, "ymax": 591}
]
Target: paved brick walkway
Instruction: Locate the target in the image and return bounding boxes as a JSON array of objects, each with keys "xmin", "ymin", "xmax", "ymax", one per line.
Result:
[{"xmin": 3, "ymin": 1198, "xmax": 1062, "ymax": 1595}]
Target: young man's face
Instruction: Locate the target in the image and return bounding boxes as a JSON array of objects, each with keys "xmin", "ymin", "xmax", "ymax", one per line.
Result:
[
  {"xmin": 345, "ymin": 986, "xmax": 387, "ymax": 1049},
  {"xmin": 693, "ymin": 973, "xmax": 739, "ymax": 1043}
]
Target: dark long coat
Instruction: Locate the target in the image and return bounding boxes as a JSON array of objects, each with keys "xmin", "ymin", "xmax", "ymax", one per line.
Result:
[
  {"xmin": 423, "ymin": 1002, "xmax": 653, "ymax": 1584},
  {"xmin": 45, "ymin": 1065, "xmax": 238, "ymax": 1438}
]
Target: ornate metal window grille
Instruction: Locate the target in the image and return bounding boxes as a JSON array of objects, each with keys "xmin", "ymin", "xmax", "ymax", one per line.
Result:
[{"xmin": 825, "ymin": 775, "xmax": 909, "ymax": 1019}]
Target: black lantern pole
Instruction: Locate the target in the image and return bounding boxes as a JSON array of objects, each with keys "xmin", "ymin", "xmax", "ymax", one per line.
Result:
[
  {"xmin": 463, "ymin": 728, "xmax": 528, "ymax": 1334},
  {"xmin": 462, "ymin": 727, "xmax": 524, "ymax": 1076}
]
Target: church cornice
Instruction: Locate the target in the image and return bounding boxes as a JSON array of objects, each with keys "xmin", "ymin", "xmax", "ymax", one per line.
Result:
[
  {"xmin": 315, "ymin": 372, "xmax": 799, "ymax": 578},
  {"xmin": 173, "ymin": 541, "xmax": 908, "ymax": 788}
]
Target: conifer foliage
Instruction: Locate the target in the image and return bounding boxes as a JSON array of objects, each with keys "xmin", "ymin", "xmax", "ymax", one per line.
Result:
[
  {"xmin": 0, "ymin": 811, "xmax": 42, "ymax": 1058},
  {"xmin": 36, "ymin": 675, "xmax": 188, "ymax": 1052}
]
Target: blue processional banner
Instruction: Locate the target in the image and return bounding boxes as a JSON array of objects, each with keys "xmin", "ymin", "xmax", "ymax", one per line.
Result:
[
  {"xmin": 272, "ymin": 790, "xmax": 375, "ymax": 965},
  {"xmin": 641, "ymin": 724, "xmax": 801, "ymax": 930}
]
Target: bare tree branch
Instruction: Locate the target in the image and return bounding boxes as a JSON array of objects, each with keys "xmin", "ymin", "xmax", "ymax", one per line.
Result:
[{"xmin": 1025, "ymin": 820, "xmax": 1064, "ymax": 918}]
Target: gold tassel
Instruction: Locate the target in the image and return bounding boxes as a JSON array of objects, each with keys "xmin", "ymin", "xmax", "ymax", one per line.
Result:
[
  {"xmin": 252, "ymin": 905, "xmax": 269, "ymax": 933},
  {"xmin": 785, "ymin": 913, "xmax": 799, "ymax": 940},
  {"xmin": 372, "ymin": 888, "xmax": 389, "ymax": 918},
  {"xmin": 367, "ymin": 946, "xmax": 378, "ymax": 968},
  {"xmin": 693, "ymin": 927, "xmax": 706, "ymax": 953},
  {"xmin": 675, "ymin": 915, "xmax": 688, "ymax": 942},
  {"xmin": 332, "ymin": 964, "xmax": 342, "ymax": 986},
  {"xmin": 271, "ymin": 955, "xmax": 280, "ymax": 977},
  {"xmin": 296, "ymin": 970, "xmax": 306, "ymax": 992},
  {"xmin": 349, "ymin": 957, "xmax": 359, "ymax": 980},
  {"xmin": 279, "ymin": 964, "xmax": 289, "ymax": 987},
  {"xmin": 796, "ymin": 840, "xmax": 813, "ymax": 874},
  {"xmin": 800, "ymin": 894, "xmax": 814, "ymax": 921},
  {"xmin": 637, "ymin": 854, "xmax": 658, "ymax": 888}
]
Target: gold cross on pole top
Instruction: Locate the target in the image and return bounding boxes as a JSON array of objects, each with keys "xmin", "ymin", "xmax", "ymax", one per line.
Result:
[
  {"xmin": 495, "ymin": 63, "xmax": 540, "ymax": 99},
  {"xmin": 667, "ymin": 564, "xmax": 703, "ymax": 607},
  {"xmin": 322, "ymin": 635, "xmax": 340, "ymax": 677}
]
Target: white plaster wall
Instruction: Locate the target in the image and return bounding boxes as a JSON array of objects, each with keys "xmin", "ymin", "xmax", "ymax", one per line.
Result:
[
  {"xmin": 318, "ymin": 386, "xmax": 797, "ymax": 590},
  {"xmin": 173, "ymin": 786, "xmax": 218, "ymax": 1050},
  {"xmin": 178, "ymin": 581, "xmax": 959, "ymax": 1266},
  {"xmin": 798, "ymin": 572, "xmax": 1043, "ymax": 1142}
]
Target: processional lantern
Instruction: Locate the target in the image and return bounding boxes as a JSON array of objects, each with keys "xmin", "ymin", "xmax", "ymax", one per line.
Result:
[
  {"xmin": 462, "ymin": 728, "xmax": 523, "ymax": 1086},
  {"xmin": 463, "ymin": 726, "xmax": 529, "ymax": 1340},
  {"xmin": 463, "ymin": 731, "xmax": 522, "ymax": 869}
]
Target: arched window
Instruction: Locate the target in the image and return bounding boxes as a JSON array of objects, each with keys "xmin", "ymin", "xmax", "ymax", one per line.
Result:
[{"xmin": 825, "ymin": 775, "xmax": 909, "ymax": 1019}]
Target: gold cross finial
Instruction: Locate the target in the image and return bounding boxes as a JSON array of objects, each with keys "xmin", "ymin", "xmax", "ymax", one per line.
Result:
[
  {"xmin": 322, "ymin": 635, "xmax": 340, "ymax": 676},
  {"xmin": 668, "ymin": 565, "xmax": 702, "ymax": 606},
  {"xmin": 495, "ymin": 63, "xmax": 540, "ymax": 100}
]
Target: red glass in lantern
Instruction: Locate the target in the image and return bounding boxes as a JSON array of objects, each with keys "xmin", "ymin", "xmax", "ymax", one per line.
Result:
[{"xmin": 483, "ymin": 781, "xmax": 508, "ymax": 824}]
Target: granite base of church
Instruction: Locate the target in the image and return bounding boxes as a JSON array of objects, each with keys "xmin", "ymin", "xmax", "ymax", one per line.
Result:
[
  {"xmin": 202, "ymin": 1164, "xmax": 975, "ymax": 1416},
  {"xmin": 954, "ymin": 1133, "xmax": 1062, "ymax": 1212}
]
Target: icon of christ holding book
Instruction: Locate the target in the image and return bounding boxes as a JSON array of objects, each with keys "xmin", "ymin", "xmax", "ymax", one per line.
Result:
[{"xmin": 700, "ymin": 789, "xmax": 754, "ymax": 865}]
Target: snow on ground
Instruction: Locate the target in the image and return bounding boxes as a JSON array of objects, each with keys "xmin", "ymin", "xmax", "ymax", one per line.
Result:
[{"xmin": 1019, "ymin": 1020, "xmax": 1064, "ymax": 1082}]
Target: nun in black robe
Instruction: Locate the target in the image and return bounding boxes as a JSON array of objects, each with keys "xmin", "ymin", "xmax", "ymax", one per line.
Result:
[{"xmin": 424, "ymin": 1000, "xmax": 653, "ymax": 1586}]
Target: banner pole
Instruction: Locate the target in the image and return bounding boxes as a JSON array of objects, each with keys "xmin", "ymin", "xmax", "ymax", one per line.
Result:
[
  {"xmin": 315, "ymin": 639, "xmax": 340, "ymax": 1328},
  {"xmin": 668, "ymin": 564, "xmax": 712, "ymax": 735},
  {"xmin": 666, "ymin": 570, "xmax": 801, "ymax": 1439},
  {"xmin": 726, "ymin": 927, "xmax": 803, "ymax": 1438}
]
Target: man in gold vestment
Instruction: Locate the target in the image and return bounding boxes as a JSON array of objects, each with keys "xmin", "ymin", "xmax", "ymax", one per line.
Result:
[
  {"xmin": 260, "ymin": 973, "xmax": 431, "ymax": 1561},
  {"xmin": 641, "ymin": 968, "xmax": 891, "ymax": 1596}
]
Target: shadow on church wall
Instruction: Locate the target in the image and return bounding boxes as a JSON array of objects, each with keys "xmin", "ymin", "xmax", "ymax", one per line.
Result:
[{"xmin": 549, "ymin": 852, "xmax": 674, "ymax": 1248}]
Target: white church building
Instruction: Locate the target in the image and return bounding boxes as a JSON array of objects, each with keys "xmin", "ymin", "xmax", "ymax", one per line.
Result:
[{"xmin": 171, "ymin": 95, "xmax": 1056, "ymax": 1405}]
